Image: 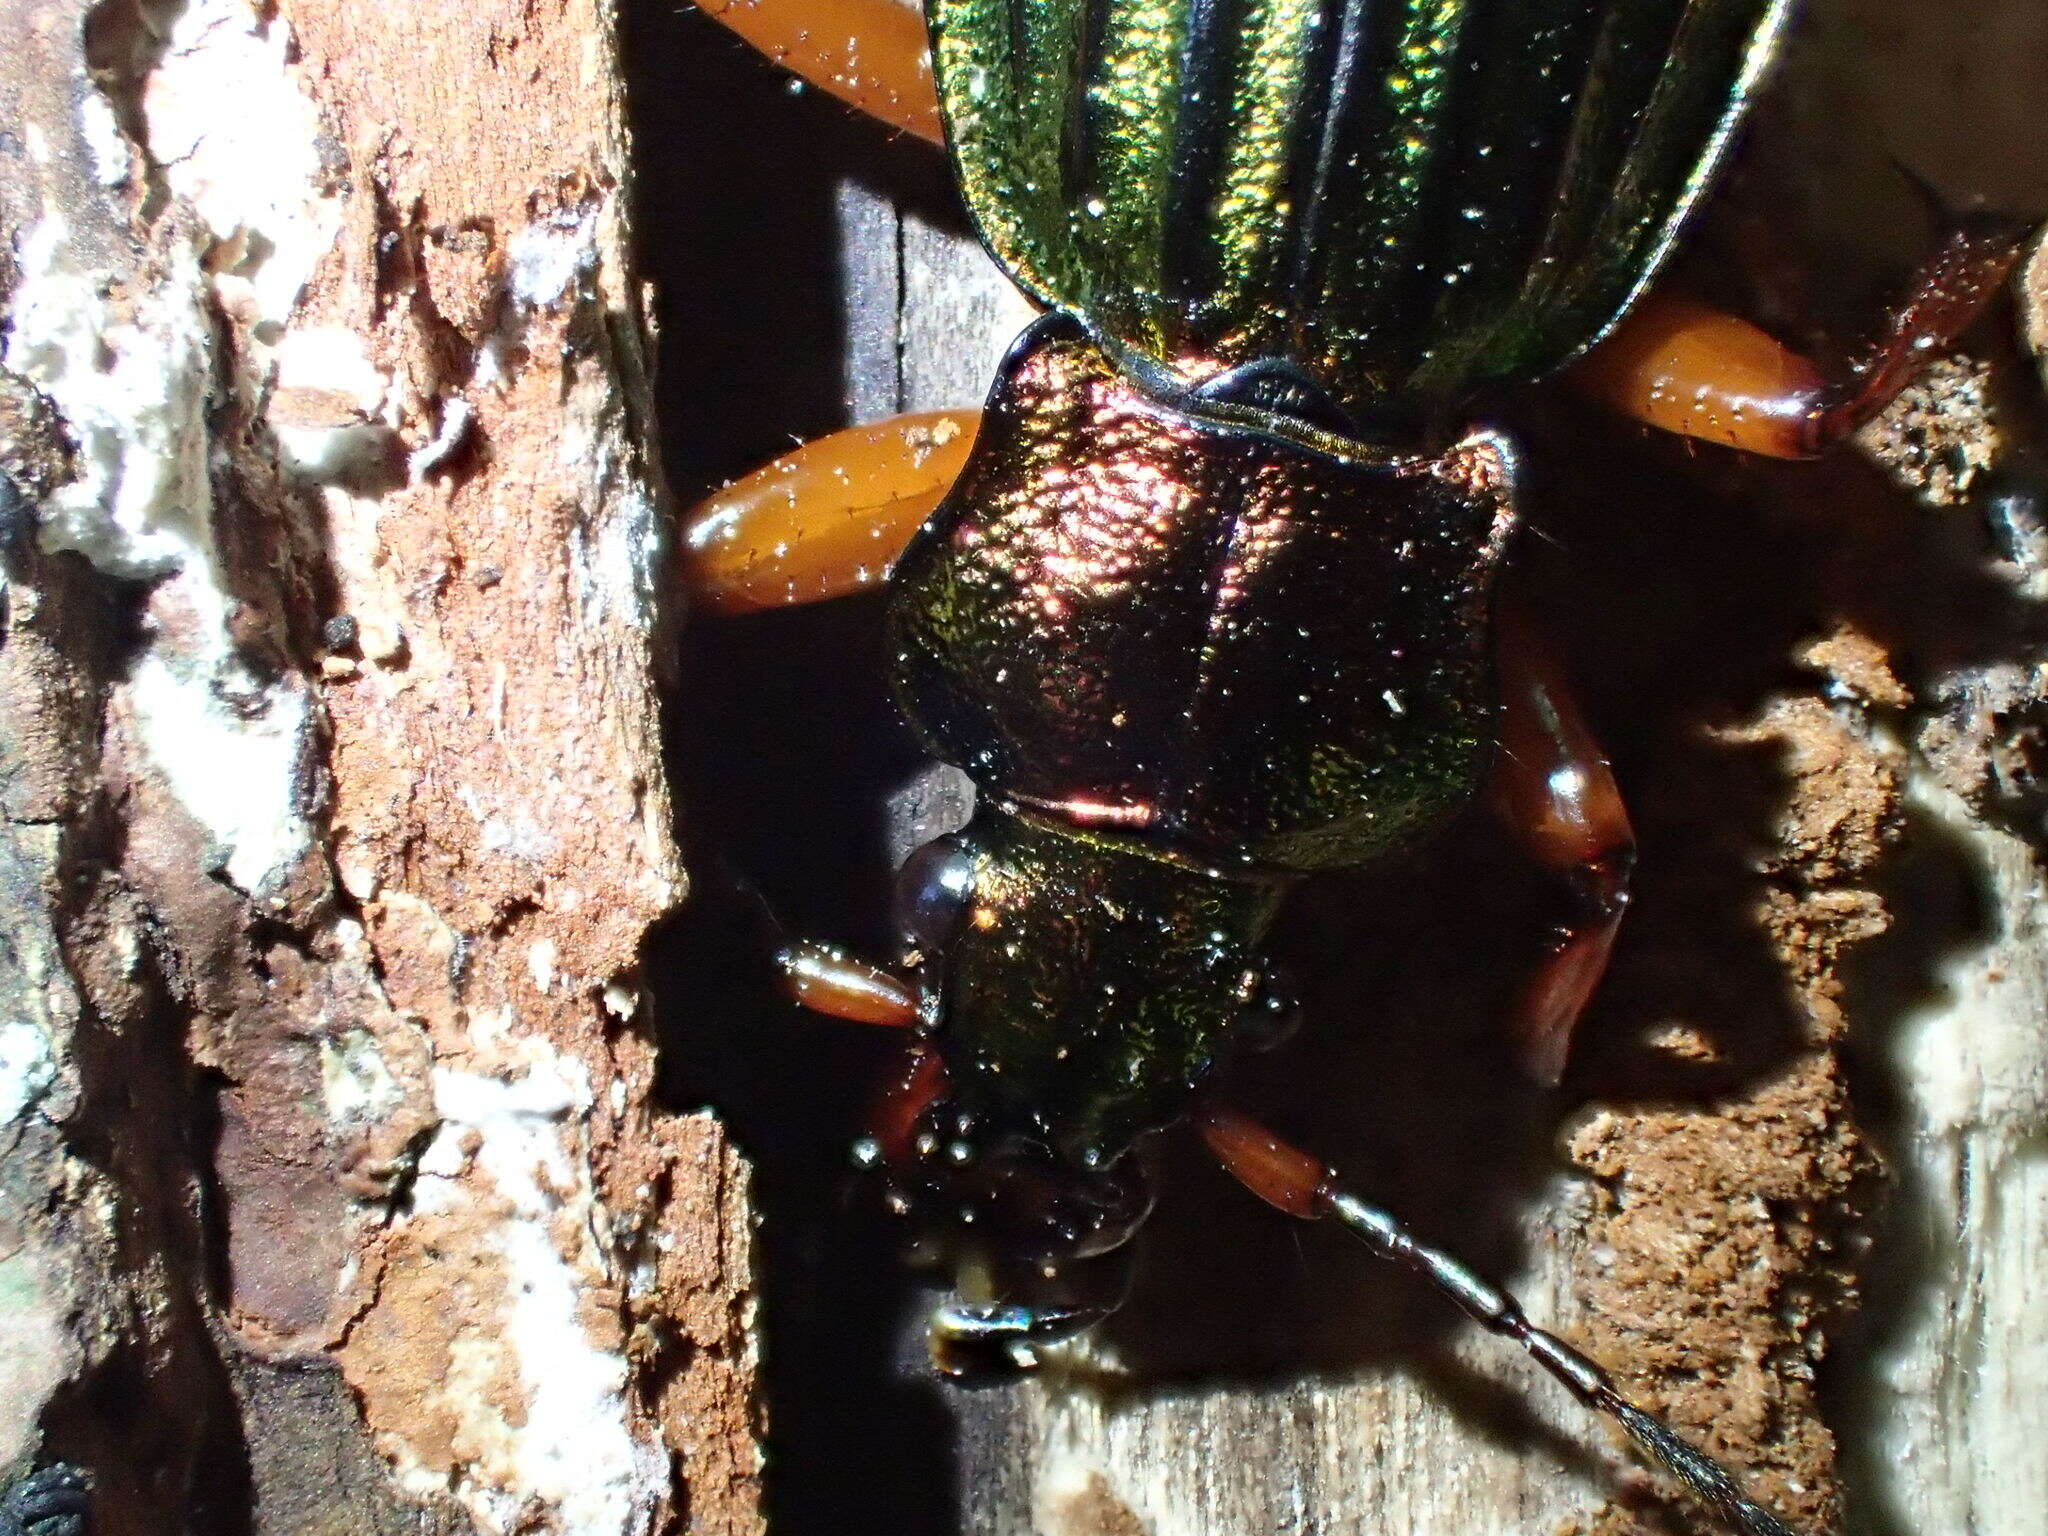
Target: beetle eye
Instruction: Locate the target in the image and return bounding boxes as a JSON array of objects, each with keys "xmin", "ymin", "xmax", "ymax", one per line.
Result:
[{"xmin": 894, "ymin": 835, "xmax": 974, "ymax": 964}]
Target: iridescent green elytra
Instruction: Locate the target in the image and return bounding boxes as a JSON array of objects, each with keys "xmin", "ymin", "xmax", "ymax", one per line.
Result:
[
  {"xmin": 930, "ymin": 0, "xmax": 1793, "ymax": 418},
  {"xmin": 878, "ymin": 0, "xmax": 1792, "ymax": 1368}
]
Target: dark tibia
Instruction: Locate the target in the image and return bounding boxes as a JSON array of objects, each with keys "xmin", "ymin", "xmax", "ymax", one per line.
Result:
[
  {"xmin": 865, "ymin": 1045, "xmax": 949, "ymax": 1167},
  {"xmin": 0, "ymin": 1464, "xmax": 90, "ymax": 1536},
  {"xmin": 1198, "ymin": 1104, "xmax": 1804, "ymax": 1536},
  {"xmin": 1813, "ymin": 218, "xmax": 2030, "ymax": 450}
]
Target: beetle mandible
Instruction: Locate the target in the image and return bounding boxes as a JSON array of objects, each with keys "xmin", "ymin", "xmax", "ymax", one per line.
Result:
[{"xmin": 672, "ymin": 2, "xmax": 2021, "ymax": 1531}]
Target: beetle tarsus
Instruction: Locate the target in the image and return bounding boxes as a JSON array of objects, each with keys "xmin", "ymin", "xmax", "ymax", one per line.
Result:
[{"xmin": 1602, "ymin": 1400, "xmax": 1798, "ymax": 1536}]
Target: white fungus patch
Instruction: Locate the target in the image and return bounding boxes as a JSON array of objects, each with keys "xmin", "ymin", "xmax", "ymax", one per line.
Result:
[
  {"xmin": 462, "ymin": 786, "xmax": 559, "ymax": 865},
  {"xmin": 0, "ymin": 3, "xmax": 346, "ymax": 899},
  {"xmin": 595, "ymin": 486, "xmax": 664, "ymax": 633},
  {"xmin": 143, "ymin": 0, "xmax": 342, "ymax": 337},
  {"xmin": 7, "ymin": 213, "xmax": 307, "ymax": 876},
  {"xmin": 123, "ymin": 650, "xmax": 314, "ymax": 896},
  {"xmin": 471, "ymin": 333, "xmax": 510, "ymax": 393},
  {"xmin": 272, "ymin": 413, "xmax": 393, "ymax": 487},
  {"xmin": 560, "ymin": 414, "xmax": 663, "ymax": 632},
  {"xmin": 466, "ymin": 201, "xmax": 598, "ymax": 415},
  {"xmin": 0, "ymin": 1020, "xmax": 59, "ymax": 1125},
  {"xmin": 408, "ymin": 397, "xmax": 475, "ymax": 481},
  {"xmin": 527, "ymin": 938, "xmax": 558, "ymax": 996},
  {"xmin": 3, "ymin": 216, "xmax": 220, "ymax": 584},
  {"xmin": 274, "ymin": 326, "xmax": 391, "ymax": 417},
  {"xmin": 404, "ymin": 1049, "xmax": 661, "ymax": 1536},
  {"xmin": 507, "ymin": 208, "xmax": 600, "ymax": 310},
  {"xmin": 78, "ymin": 91, "xmax": 132, "ymax": 190},
  {"xmin": 269, "ymin": 325, "xmax": 398, "ymax": 484},
  {"xmin": 4, "ymin": 1, "xmax": 340, "ymax": 579},
  {"xmin": 318, "ymin": 1028, "xmax": 405, "ymax": 1125}
]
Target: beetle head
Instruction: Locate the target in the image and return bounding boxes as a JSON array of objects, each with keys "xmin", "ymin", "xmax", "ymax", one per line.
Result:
[
  {"xmin": 868, "ymin": 1079, "xmax": 1154, "ymax": 1379},
  {"xmin": 884, "ymin": 798, "xmax": 1285, "ymax": 1375}
]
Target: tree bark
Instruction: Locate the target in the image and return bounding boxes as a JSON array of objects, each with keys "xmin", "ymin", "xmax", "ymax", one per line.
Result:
[{"xmin": 0, "ymin": 3, "xmax": 763, "ymax": 1534}]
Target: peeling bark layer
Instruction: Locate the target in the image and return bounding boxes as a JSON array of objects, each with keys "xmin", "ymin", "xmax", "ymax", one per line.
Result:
[{"xmin": 1, "ymin": 2, "xmax": 762, "ymax": 1533}]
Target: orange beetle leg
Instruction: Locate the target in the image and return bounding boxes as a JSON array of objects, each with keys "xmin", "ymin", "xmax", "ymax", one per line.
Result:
[
  {"xmin": 776, "ymin": 938, "xmax": 918, "ymax": 1027},
  {"xmin": 1577, "ymin": 222, "xmax": 2025, "ymax": 460},
  {"xmin": 682, "ymin": 409, "xmax": 978, "ymax": 615},
  {"xmin": 1572, "ymin": 292, "xmax": 1829, "ymax": 459},
  {"xmin": 1194, "ymin": 1101, "xmax": 1330, "ymax": 1220},
  {"xmin": 687, "ymin": 0, "xmax": 944, "ymax": 145},
  {"xmin": 1491, "ymin": 604, "xmax": 1635, "ymax": 1085}
]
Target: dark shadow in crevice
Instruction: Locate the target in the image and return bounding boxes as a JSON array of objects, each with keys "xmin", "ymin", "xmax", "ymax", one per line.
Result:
[
  {"xmin": 41, "ymin": 850, "xmax": 255, "ymax": 1534},
  {"xmin": 622, "ymin": 5, "xmax": 966, "ymax": 1534}
]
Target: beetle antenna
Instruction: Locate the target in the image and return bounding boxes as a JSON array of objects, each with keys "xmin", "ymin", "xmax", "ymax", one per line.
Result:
[
  {"xmin": 1320, "ymin": 1184, "xmax": 1798, "ymax": 1536},
  {"xmin": 1199, "ymin": 1104, "xmax": 1803, "ymax": 1536}
]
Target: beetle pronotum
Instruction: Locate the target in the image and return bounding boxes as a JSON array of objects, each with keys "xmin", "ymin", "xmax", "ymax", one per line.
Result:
[{"xmin": 667, "ymin": 2, "xmax": 2024, "ymax": 1532}]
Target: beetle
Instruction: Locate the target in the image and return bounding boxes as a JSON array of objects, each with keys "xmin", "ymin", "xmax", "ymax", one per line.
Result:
[{"xmin": 668, "ymin": 2, "xmax": 2023, "ymax": 1531}]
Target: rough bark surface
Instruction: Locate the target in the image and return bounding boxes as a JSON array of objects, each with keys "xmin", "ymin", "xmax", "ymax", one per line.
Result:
[
  {"xmin": 0, "ymin": 3, "xmax": 763, "ymax": 1534},
  {"xmin": 644, "ymin": 1, "xmax": 2047, "ymax": 1533}
]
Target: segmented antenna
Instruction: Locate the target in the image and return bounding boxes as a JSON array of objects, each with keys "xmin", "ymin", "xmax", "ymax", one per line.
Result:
[{"xmin": 1321, "ymin": 1187, "xmax": 1800, "ymax": 1536}]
